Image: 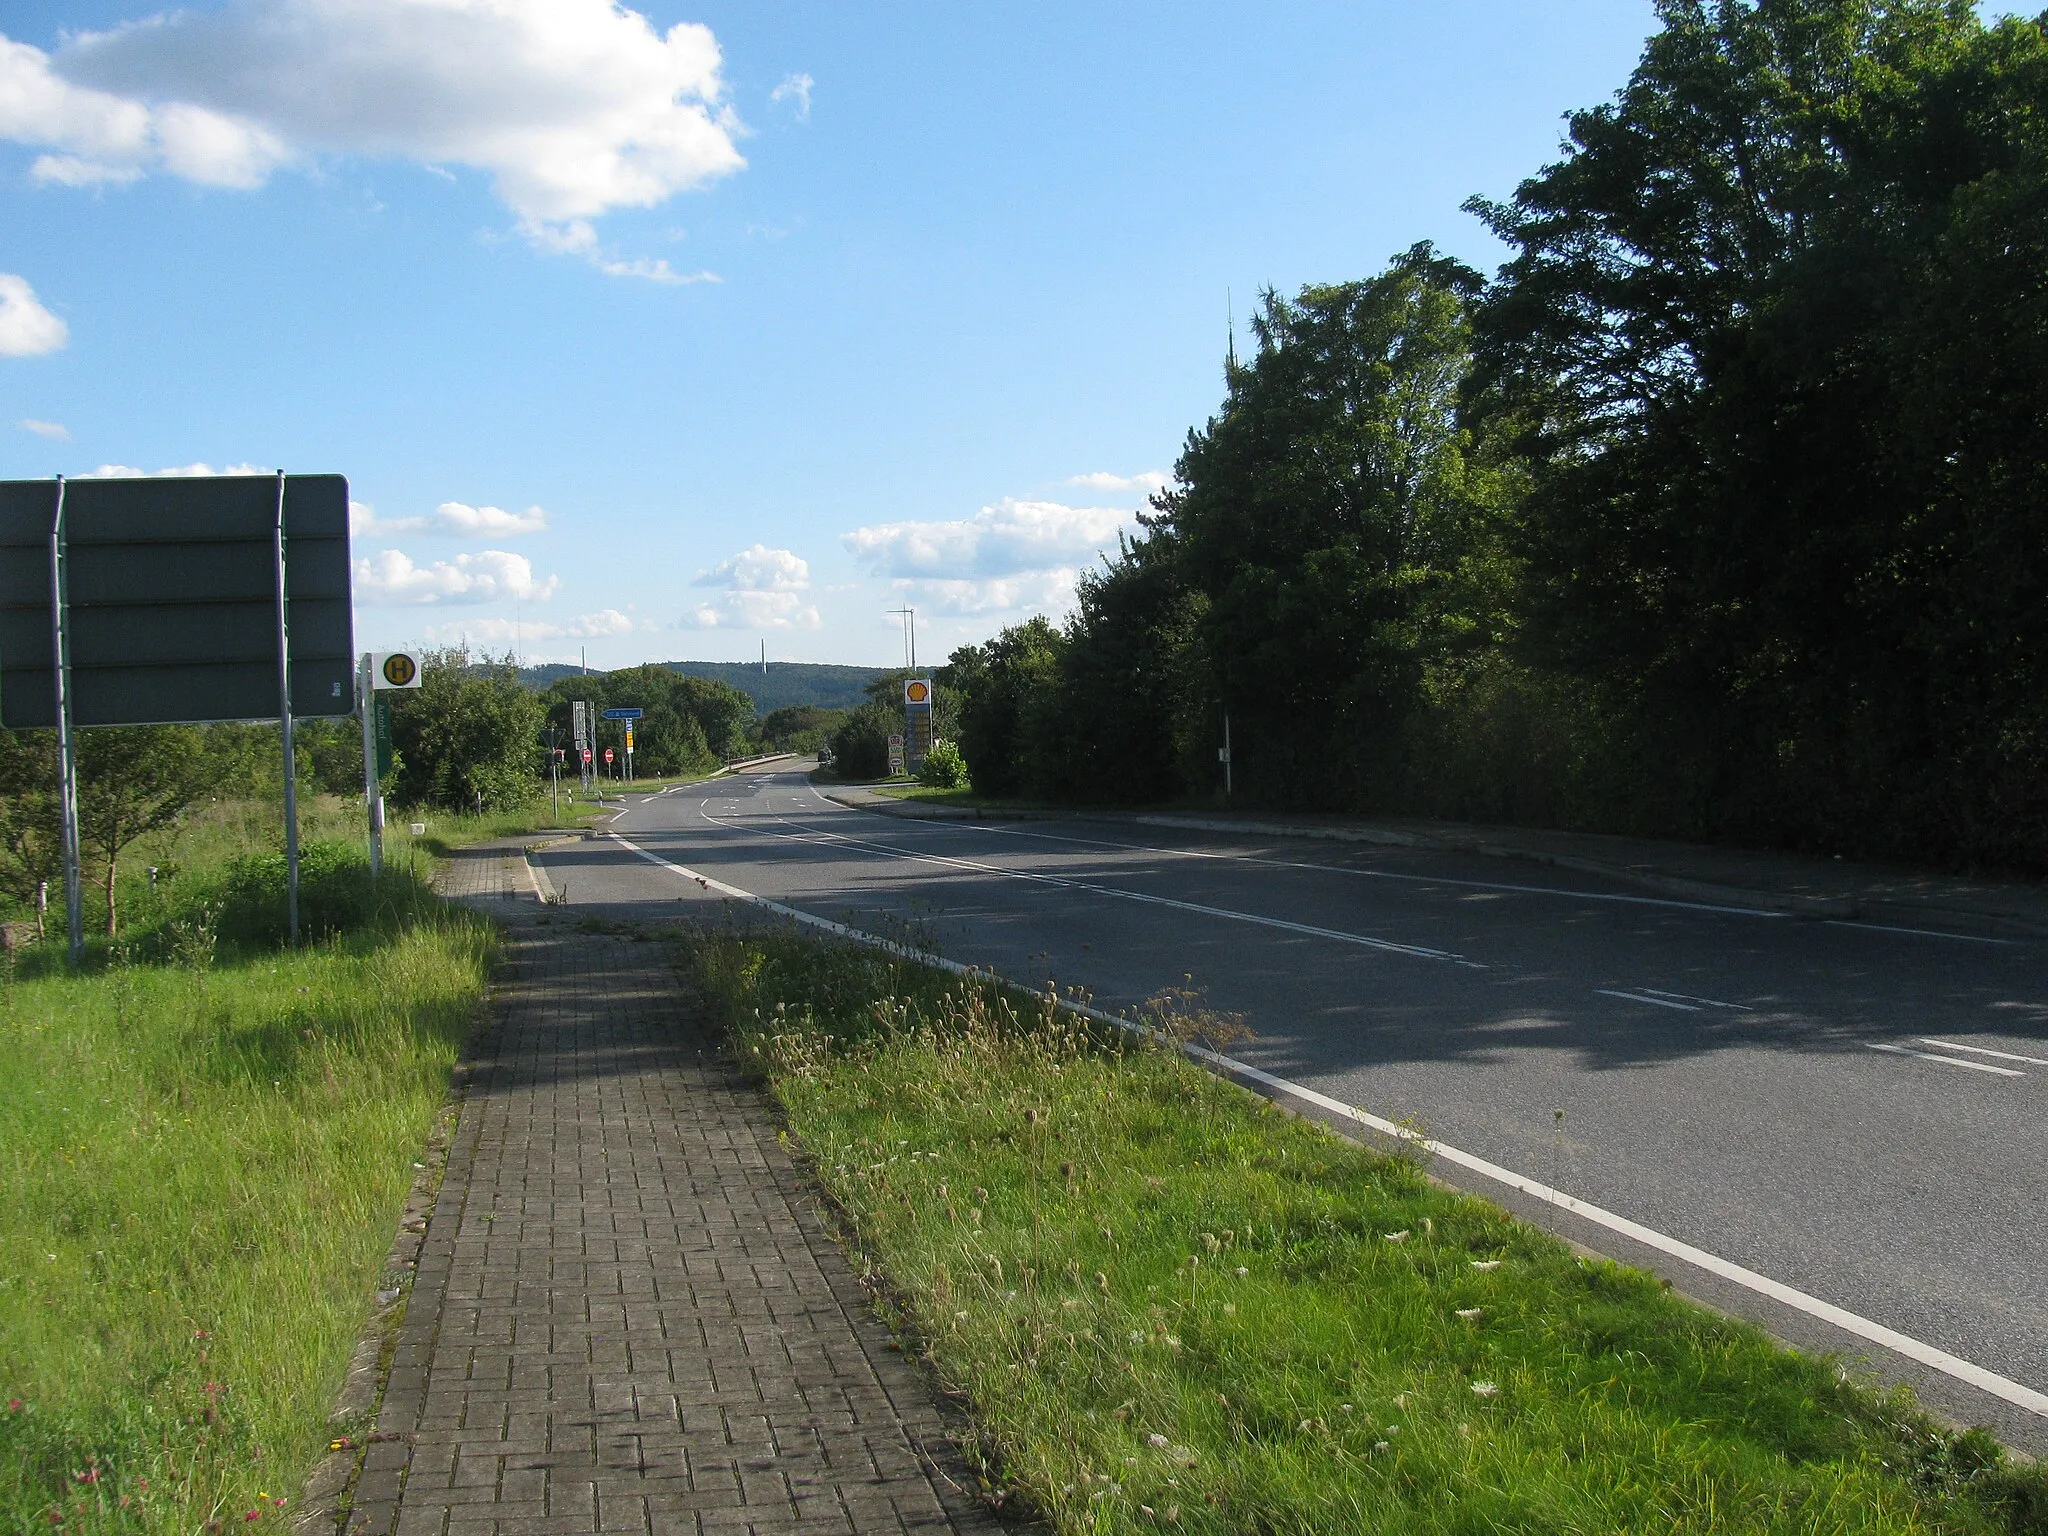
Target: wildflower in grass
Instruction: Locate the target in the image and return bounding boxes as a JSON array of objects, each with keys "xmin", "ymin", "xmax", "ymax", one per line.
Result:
[
  {"xmin": 1470, "ymin": 1259, "xmax": 1500, "ymax": 1271},
  {"xmin": 1148, "ymin": 1433, "xmax": 1169, "ymax": 1447},
  {"xmin": 1456, "ymin": 1308, "xmax": 1482, "ymax": 1321},
  {"xmin": 5, "ymin": 1397, "xmax": 21, "ymax": 1412},
  {"xmin": 1472, "ymin": 1381, "xmax": 1500, "ymax": 1398},
  {"xmin": 1383, "ymin": 1230, "xmax": 1409, "ymax": 1243}
]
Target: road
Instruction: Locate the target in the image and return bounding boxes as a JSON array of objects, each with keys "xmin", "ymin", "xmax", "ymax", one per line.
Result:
[{"xmin": 535, "ymin": 762, "xmax": 2048, "ymax": 1449}]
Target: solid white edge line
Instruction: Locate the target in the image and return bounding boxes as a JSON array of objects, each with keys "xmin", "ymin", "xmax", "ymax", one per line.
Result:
[
  {"xmin": 602, "ymin": 826, "xmax": 2048, "ymax": 1423},
  {"xmin": 1919, "ymin": 1037, "xmax": 2048, "ymax": 1068},
  {"xmin": 1867, "ymin": 1043, "xmax": 2025, "ymax": 1078}
]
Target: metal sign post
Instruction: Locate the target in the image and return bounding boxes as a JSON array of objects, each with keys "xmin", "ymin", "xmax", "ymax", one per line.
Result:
[
  {"xmin": 271, "ymin": 474, "xmax": 301, "ymax": 947},
  {"xmin": 47, "ymin": 477, "xmax": 83, "ymax": 966},
  {"xmin": 358, "ymin": 651, "xmax": 420, "ymax": 876},
  {"xmin": 572, "ymin": 700, "xmax": 590, "ymax": 795},
  {"xmin": 359, "ymin": 653, "xmax": 381, "ymax": 877}
]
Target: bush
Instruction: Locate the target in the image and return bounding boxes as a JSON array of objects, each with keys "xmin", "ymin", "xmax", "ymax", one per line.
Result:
[
  {"xmin": 213, "ymin": 840, "xmax": 416, "ymax": 949},
  {"xmin": 828, "ymin": 701, "xmax": 895, "ymax": 780},
  {"xmin": 918, "ymin": 738, "xmax": 968, "ymax": 788}
]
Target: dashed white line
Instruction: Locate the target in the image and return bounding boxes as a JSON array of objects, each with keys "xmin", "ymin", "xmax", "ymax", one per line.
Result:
[
  {"xmin": 1596, "ymin": 989, "xmax": 1703, "ymax": 1011},
  {"xmin": 727, "ymin": 811, "xmax": 1480, "ymax": 966},
  {"xmin": 1917, "ymin": 1037, "xmax": 2048, "ymax": 1067},
  {"xmin": 1865, "ymin": 1043, "xmax": 2024, "ymax": 1078}
]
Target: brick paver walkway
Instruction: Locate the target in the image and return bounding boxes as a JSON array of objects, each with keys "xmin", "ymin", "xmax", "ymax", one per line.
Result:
[{"xmin": 346, "ymin": 841, "xmax": 999, "ymax": 1536}]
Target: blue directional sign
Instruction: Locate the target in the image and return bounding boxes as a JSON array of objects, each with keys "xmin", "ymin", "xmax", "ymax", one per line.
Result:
[{"xmin": 601, "ymin": 707, "xmax": 643, "ymax": 720}]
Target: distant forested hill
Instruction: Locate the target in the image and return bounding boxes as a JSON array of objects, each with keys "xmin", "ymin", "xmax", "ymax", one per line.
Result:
[{"xmin": 515, "ymin": 660, "xmax": 885, "ymax": 714}]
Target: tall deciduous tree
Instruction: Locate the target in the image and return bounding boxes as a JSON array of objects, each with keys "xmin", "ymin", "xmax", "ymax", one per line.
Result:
[
  {"xmin": 1469, "ymin": 0, "xmax": 2048, "ymax": 858},
  {"xmin": 1156, "ymin": 244, "xmax": 1517, "ymax": 807}
]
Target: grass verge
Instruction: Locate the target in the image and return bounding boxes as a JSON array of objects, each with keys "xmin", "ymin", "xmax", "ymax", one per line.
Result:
[
  {"xmin": 683, "ymin": 926, "xmax": 2047, "ymax": 1535},
  {"xmin": 1, "ymin": 816, "xmax": 496, "ymax": 1534}
]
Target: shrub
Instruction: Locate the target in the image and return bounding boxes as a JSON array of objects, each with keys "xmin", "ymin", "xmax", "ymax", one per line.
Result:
[
  {"xmin": 918, "ymin": 738, "xmax": 968, "ymax": 788},
  {"xmin": 213, "ymin": 840, "xmax": 407, "ymax": 949}
]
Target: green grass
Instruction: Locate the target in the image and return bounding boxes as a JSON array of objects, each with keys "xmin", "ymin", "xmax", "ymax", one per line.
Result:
[
  {"xmin": 683, "ymin": 928, "xmax": 2048, "ymax": 1536},
  {"xmin": 0, "ymin": 796, "xmax": 500, "ymax": 1534}
]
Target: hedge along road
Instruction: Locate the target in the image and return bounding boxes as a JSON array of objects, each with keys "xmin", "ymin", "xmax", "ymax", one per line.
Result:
[{"xmin": 535, "ymin": 761, "xmax": 2048, "ymax": 1453}]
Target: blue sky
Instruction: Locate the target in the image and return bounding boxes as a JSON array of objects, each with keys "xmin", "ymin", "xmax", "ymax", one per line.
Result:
[{"xmin": 1, "ymin": 0, "xmax": 1653, "ymax": 668}]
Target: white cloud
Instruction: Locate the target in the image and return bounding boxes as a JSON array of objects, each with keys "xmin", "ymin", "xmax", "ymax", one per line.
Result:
[
  {"xmin": 843, "ymin": 498, "xmax": 1136, "ymax": 579},
  {"xmin": 770, "ymin": 72, "xmax": 813, "ymax": 121},
  {"xmin": 681, "ymin": 590, "xmax": 821, "ymax": 630},
  {"xmin": 695, "ymin": 543, "xmax": 809, "ymax": 591},
  {"xmin": 350, "ymin": 499, "xmax": 549, "ymax": 538},
  {"xmin": 0, "ymin": 273, "xmax": 69, "ymax": 356},
  {"xmin": 30, "ymin": 154, "xmax": 143, "ymax": 187},
  {"xmin": 3, "ymin": 1, "xmax": 744, "ymax": 239},
  {"xmin": 843, "ymin": 496, "xmax": 1141, "ymax": 622},
  {"xmin": 354, "ymin": 548, "xmax": 559, "ymax": 605},
  {"xmin": 682, "ymin": 543, "xmax": 816, "ymax": 628},
  {"xmin": 1067, "ymin": 469, "xmax": 1169, "ymax": 494},
  {"xmin": 424, "ymin": 608, "xmax": 639, "ymax": 643},
  {"xmin": 16, "ymin": 418, "xmax": 69, "ymax": 440},
  {"xmin": 431, "ymin": 500, "xmax": 549, "ymax": 536},
  {"xmin": 889, "ymin": 571, "xmax": 1082, "ymax": 616},
  {"xmin": 594, "ymin": 255, "xmax": 719, "ymax": 284},
  {"xmin": 78, "ymin": 461, "xmax": 270, "ymax": 477}
]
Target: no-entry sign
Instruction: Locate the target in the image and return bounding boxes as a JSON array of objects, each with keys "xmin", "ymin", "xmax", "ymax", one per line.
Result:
[{"xmin": 604, "ymin": 748, "xmax": 614, "ymax": 764}]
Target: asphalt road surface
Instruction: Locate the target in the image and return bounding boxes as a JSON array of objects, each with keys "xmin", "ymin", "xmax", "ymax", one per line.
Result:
[{"xmin": 537, "ymin": 762, "xmax": 2048, "ymax": 1450}]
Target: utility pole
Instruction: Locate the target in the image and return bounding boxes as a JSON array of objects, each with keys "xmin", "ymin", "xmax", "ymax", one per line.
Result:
[{"xmin": 887, "ymin": 606, "xmax": 917, "ymax": 673}]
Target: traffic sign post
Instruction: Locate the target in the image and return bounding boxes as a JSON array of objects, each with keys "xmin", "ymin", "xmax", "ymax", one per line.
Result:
[
  {"xmin": 2, "ymin": 472, "xmax": 354, "ymax": 960},
  {"xmin": 359, "ymin": 650, "xmax": 422, "ymax": 877},
  {"xmin": 602, "ymin": 708, "xmax": 641, "ymax": 787}
]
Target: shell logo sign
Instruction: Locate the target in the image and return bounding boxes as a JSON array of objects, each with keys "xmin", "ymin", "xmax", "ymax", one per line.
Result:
[{"xmin": 904, "ymin": 679, "xmax": 932, "ymax": 705}]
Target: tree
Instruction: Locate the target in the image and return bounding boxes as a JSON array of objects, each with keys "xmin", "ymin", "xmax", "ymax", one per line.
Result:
[
  {"xmin": 827, "ymin": 702, "xmax": 896, "ymax": 779},
  {"xmin": 952, "ymin": 619, "xmax": 1064, "ymax": 798},
  {"xmin": 1468, "ymin": 0, "xmax": 2048, "ymax": 859},
  {"xmin": 76, "ymin": 726, "xmax": 211, "ymax": 936},
  {"xmin": 1155, "ymin": 246, "xmax": 1516, "ymax": 807},
  {"xmin": 387, "ymin": 650, "xmax": 545, "ymax": 811},
  {"xmin": 0, "ymin": 729, "xmax": 60, "ymax": 928}
]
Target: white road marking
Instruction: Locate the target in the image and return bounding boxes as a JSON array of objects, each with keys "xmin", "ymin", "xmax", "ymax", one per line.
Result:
[
  {"xmin": 1596, "ymin": 989, "xmax": 1702, "ymax": 1012},
  {"xmin": 1917, "ymin": 1037, "xmax": 2048, "ymax": 1068},
  {"xmin": 806, "ymin": 801, "xmax": 1796, "ymax": 919},
  {"xmin": 709, "ymin": 809, "xmax": 1478, "ymax": 967},
  {"xmin": 1824, "ymin": 919, "xmax": 2014, "ymax": 947},
  {"xmin": 1638, "ymin": 988, "xmax": 1752, "ymax": 1010},
  {"xmin": 602, "ymin": 826, "xmax": 2048, "ymax": 1424},
  {"xmin": 1865, "ymin": 1043, "xmax": 2024, "ymax": 1078},
  {"xmin": 773, "ymin": 769, "xmax": 2024, "ymax": 949}
]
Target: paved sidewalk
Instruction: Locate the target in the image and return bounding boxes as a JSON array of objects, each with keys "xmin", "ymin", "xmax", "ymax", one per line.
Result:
[
  {"xmin": 345, "ymin": 842, "xmax": 1000, "ymax": 1536},
  {"xmin": 821, "ymin": 783, "xmax": 2048, "ymax": 937}
]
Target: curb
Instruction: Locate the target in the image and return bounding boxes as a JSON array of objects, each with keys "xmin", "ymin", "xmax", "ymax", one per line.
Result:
[{"xmin": 292, "ymin": 1076, "xmax": 472, "ymax": 1535}]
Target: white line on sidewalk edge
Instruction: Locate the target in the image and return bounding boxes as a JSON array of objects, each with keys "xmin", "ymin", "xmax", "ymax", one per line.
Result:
[{"xmin": 602, "ymin": 827, "xmax": 2048, "ymax": 1423}]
